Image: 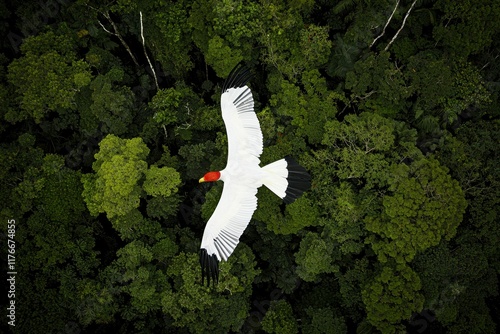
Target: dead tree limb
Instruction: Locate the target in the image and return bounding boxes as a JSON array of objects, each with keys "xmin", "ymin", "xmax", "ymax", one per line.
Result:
[
  {"xmin": 384, "ymin": 0, "xmax": 418, "ymax": 52},
  {"xmin": 87, "ymin": 3, "xmax": 140, "ymax": 68},
  {"xmin": 140, "ymin": 11, "xmax": 159, "ymax": 90},
  {"xmin": 370, "ymin": 0, "xmax": 400, "ymax": 48}
]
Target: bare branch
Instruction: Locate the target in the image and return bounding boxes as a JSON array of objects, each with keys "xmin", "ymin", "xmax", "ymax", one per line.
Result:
[
  {"xmin": 97, "ymin": 19, "xmax": 116, "ymax": 36},
  {"xmin": 162, "ymin": 125, "xmax": 168, "ymax": 139},
  {"xmin": 384, "ymin": 0, "xmax": 418, "ymax": 52},
  {"xmin": 480, "ymin": 53, "xmax": 500, "ymax": 71},
  {"xmin": 101, "ymin": 11, "xmax": 140, "ymax": 67},
  {"xmin": 140, "ymin": 11, "xmax": 159, "ymax": 90},
  {"xmin": 370, "ymin": 0, "xmax": 400, "ymax": 48}
]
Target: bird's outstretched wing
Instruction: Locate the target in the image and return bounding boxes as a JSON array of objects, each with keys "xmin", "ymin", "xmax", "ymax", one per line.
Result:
[
  {"xmin": 220, "ymin": 64, "xmax": 263, "ymax": 165},
  {"xmin": 200, "ymin": 181, "xmax": 258, "ymax": 286}
]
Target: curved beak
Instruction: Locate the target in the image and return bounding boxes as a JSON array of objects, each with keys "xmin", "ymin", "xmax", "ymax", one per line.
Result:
[{"xmin": 199, "ymin": 177, "xmax": 205, "ymax": 183}]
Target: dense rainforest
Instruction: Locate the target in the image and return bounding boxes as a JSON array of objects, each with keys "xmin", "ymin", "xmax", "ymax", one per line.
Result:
[{"xmin": 1, "ymin": 0, "xmax": 499, "ymax": 333}]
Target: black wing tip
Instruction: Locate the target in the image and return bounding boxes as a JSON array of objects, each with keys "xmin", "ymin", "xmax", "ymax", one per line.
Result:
[
  {"xmin": 283, "ymin": 156, "xmax": 312, "ymax": 204},
  {"xmin": 200, "ymin": 248, "xmax": 219, "ymax": 287},
  {"xmin": 222, "ymin": 62, "xmax": 252, "ymax": 92}
]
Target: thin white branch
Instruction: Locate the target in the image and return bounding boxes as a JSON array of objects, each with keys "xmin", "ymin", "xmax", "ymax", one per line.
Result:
[
  {"xmin": 371, "ymin": 0, "xmax": 400, "ymax": 48},
  {"xmin": 102, "ymin": 11, "xmax": 140, "ymax": 67},
  {"xmin": 480, "ymin": 54, "xmax": 499, "ymax": 71},
  {"xmin": 140, "ymin": 11, "xmax": 159, "ymax": 90},
  {"xmin": 162, "ymin": 125, "xmax": 168, "ymax": 139},
  {"xmin": 384, "ymin": 0, "xmax": 418, "ymax": 52},
  {"xmin": 97, "ymin": 19, "xmax": 116, "ymax": 36},
  {"xmin": 139, "ymin": 11, "xmax": 145, "ymax": 44}
]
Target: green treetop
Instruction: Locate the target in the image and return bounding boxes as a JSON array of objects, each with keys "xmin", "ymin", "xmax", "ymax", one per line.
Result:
[
  {"xmin": 7, "ymin": 29, "xmax": 92, "ymax": 123},
  {"xmin": 82, "ymin": 134, "xmax": 181, "ymax": 237}
]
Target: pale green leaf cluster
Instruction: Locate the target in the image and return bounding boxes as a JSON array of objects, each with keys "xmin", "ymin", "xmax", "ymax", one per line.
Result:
[
  {"xmin": 82, "ymin": 135, "xmax": 149, "ymax": 219},
  {"xmin": 82, "ymin": 135, "xmax": 181, "ymax": 232},
  {"xmin": 143, "ymin": 165, "xmax": 181, "ymax": 197}
]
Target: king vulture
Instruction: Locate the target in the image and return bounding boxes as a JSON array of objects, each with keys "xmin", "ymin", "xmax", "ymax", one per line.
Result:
[{"xmin": 198, "ymin": 64, "xmax": 311, "ymax": 286}]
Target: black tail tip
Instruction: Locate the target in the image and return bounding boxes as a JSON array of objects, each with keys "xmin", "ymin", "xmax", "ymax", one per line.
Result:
[
  {"xmin": 200, "ymin": 248, "xmax": 219, "ymax": 287},
  {"xmin": 283, "ymin": 156, "xmax": 311, "ymax": 204}
]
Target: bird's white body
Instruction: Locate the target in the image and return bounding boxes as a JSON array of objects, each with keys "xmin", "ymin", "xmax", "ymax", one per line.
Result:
[
  {"xmin": 200, "ymin": 83, "xmax": 263, "ymax": 261},
  {"xmin": 199, "ymin": 65, "xmax": 310, "ymax": 285}
]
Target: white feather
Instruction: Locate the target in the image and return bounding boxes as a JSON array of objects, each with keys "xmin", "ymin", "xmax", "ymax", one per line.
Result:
[
  {"xmin": 221, "ymin": 86, "xmax": 263, "ymax": 162},
  {"xmin": 261, "ymin": 159, "xmax": 289, "ymax": 199}
]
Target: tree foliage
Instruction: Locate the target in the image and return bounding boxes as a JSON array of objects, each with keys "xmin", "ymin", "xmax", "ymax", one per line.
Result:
[
  {"xmin": 362, "ymin": 264, "xmax": 424, "ymax": 333},
  {"xmin": 82, "ymin": 134, "xmax": 150, "ymax": 219},
  {"xmin": 1, "ymin": 0, "xmax": 499, "ymax": 333},
  {"xmin": 262, "ymin": 300, "xmax": 299, "ymax": 334}
]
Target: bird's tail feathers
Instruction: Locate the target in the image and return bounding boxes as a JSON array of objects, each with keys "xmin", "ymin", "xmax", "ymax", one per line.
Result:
[{"xmin": 261, "ymin": 156, "xmax": 311, "ymax": 204}]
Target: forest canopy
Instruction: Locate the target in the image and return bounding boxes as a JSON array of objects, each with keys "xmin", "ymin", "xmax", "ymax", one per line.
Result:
[{"xmin": 0, "ymin": 0, "xmax": 499, "ymax": 333}]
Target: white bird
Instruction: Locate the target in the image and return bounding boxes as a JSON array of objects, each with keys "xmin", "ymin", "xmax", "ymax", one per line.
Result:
[{"xmin": 198, "ymin": 64, "xmax": 311, "ymax": 286}]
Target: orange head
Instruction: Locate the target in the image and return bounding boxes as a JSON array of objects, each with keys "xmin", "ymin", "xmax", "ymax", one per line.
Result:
[{"xmin": 199, "ymin": 171, "xmax": 221, "ymax": 183}]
